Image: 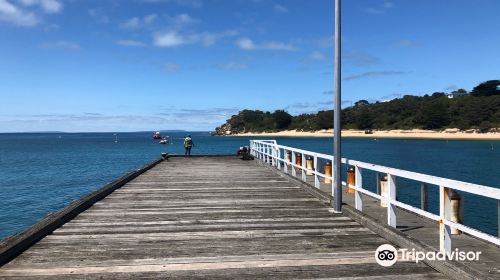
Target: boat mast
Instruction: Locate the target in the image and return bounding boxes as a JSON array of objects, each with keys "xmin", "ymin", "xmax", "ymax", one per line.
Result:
[{"xmin": 332, "ymin": 0, "xmax": 342, "ymax": 212}]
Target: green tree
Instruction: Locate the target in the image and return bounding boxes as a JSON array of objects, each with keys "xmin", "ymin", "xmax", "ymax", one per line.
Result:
[
  {"xmin": 272, "ymin": 110, "xmax": 292, "ymax": 129},
  {"xmin": 471, "ymin": 80, "xmax": 500, "ymax": 97}
]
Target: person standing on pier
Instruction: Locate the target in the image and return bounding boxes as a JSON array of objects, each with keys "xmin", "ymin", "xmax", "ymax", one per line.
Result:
[{"xmin": 184, "ymin": 135, "xmax": 194, "ymax": 157}]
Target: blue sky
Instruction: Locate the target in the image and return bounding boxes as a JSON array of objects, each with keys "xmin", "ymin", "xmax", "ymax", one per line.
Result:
[{"xmin": 0, "ymin": 0, "xmax": 499, "ymax": 132}]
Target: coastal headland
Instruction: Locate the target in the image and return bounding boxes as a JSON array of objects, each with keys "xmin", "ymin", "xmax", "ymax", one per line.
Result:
[{"xmin": 229, "ymin": 129, "xmax": 500, "ymax": 140}]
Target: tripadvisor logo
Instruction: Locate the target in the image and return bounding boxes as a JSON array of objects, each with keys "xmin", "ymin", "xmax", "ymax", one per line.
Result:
[
  {"xmin": 375, "ymin": 244, "xmax": 398, "ymax": 267},
  {"xmin": 375, "ymin": 244, "xmax": 482, "ymax": 267}
]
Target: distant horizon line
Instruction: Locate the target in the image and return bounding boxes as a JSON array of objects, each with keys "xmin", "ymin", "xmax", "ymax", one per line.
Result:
[{"xmin": 0, "ymin": 130, "xmax": 216, "ymax": 134}]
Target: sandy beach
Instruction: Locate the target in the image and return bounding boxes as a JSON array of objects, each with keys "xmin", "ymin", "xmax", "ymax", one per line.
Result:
[{"xmin": 231, "ymin": 129, "xmax": 500, "ymax": 140}]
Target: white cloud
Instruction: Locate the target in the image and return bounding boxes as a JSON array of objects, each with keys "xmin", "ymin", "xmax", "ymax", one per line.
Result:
[
  {"xmin": 40, "ymin": 40, "xmax": 80, "ymax": 50},
  {"xmin": 309, "ymin": 51, "xmax": 325, "ymax": 61},
  {"xmin": 236, "ymin": 37, "xmax": 298, "ymax": 51},
  {"xmin": 0, "ymin": 0, "xmax": 38, "ymax": 26},
  {"xmin": 153, "ymin": 30, "xmax": 237, "ymax": 48},
  {"xmin": 116, "ymin": 39, "xmax": 147, "ymax": 47},
  {"xmin": 19, "ymin": 0, "xmax": 62, "ymax": 14},
  {"xmin": 121, "ymin": 17, "xmax": 140, "ymax": 29},
  {"xmin": 170, "ymin": 13, "xmax": 194, "ymax": 25},
  {"xmin": 153, "ymin": 31, "xmax": 185, "ymax": 47},
  {"xmin": 236, "ymin": 37, "xmax": 255, "ymax": 50},
  {"xmin": 139, "ymin": 0, "xmax": 203, "ymax": 9},
  {"xmin": 120, "ymin": 14, "xmax": 158, "ymax": 29},
  {"xmin": 273, "ymin": 4, "xmax": 288, "ymax": 13}
]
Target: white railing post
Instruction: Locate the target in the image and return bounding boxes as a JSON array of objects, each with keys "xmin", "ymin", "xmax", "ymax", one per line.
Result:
[
  {"xmin": 275, "ymin": 146, "xmax": 279, "ymax": 168},
  {"xmin": 270, "ymin": 145, "xmax": 275, "ymax": 166},
  {"xmin": 247, "ymin": 139, "xmax": 500, "ymax": 248},
  {"xmin": 387, "ymin": 174, "xmax": 397, "ymax": 228},
  {"xmin": 284, "ymin": 149, "xmax": 288, "ymax": 174},
  {"xmin": 266, "ymin": 144, "xmax": 270, "ymax": 163},
  {"xmin": 355, "ymin": 166, "xmax": 363, "ymax": 211},
  {"xmin": 440, "ymin": 186, "xmax": 452, "ymax": 254},
  {"xmin": 314, "ymin": 155, "xmax": 319, "ymax": 189},
  {"xmin": 301, "ymin": 153, "xmax": 306, "ymax": 181},
  {"xmin": 264, "ymin": 144, "xmax": 267, "ymax": 161},
  {"xmin": 274, "ymin": 146, "xmax": 278, "ymax": 169}
]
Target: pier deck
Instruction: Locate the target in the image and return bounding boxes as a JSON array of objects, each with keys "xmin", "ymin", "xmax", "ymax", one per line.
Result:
[{"xmin": 0, "ymin": 157, "xmax": 446, "ymax": 279}]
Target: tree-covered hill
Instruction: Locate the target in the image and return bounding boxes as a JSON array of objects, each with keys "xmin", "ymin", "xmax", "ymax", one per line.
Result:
[{"xmin": 215, "ymin": 80, "xmax": 500, "ymax": 134}]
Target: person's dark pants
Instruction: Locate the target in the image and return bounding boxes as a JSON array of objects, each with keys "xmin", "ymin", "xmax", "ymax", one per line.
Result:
[{"xmin": 185, "ymin": 147, "xmax": 192, "ymax": 157}]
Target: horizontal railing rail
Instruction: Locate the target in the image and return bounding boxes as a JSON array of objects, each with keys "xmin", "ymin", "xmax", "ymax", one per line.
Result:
[{"xmin": 249, "ymin": 139, "xmax": 500, "ymax": 253}]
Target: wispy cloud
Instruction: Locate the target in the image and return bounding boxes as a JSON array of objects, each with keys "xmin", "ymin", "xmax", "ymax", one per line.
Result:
[
  {"xmin": 0, "ymin": 0, "xmax": 61, "ymax": 26},
  {"xmin": 236, "ymin": 37, "xmax": 298, "ymax": 51},
  {"xmin": 309, "ymin": 51, "xmax": 325, "ymax": 61},
  {"xmin": 169, "ymin": 13, "xmax": 196, "ymax": 25},
  {"xmin": 116, "ymin": 39, "xmax": 147, "ymax": 47},
  {"xmin": 153, "ymin": 31, "xmax": 184, "ymax": 47},
  {"xmin": 19, "ymin": 0, "xmax": 62, "ymax": 14},
  {"xmin": 138, "ymin": 0, "xmax": 203, "ymax": 9},
  {"xmin": 88, "ymin": 8, "xmax": 109, "ymax": 24},
  {"xmin": 120, "ymin": 14, "xmax": 158, "ymax": 29},
  {"xmin": 153, "ymin": 30, "xmax": 237, "ymax": 48},
  {"xmin": 365, "ymin": 0, "xmax": 394, "ymax": 14},
  {"xmin": 393, "ymin": 39, "xmax": 420, "ymax": 48},
  {"xmin": 285, "ymin": 100, "xmax": 336, "ymax": 114},
  {"xmin": 0, "ymin": 106, "xmax": 239, "ymax": 132},
  {"xmin": 273, "ymin": 4, "xmax": 288, "ymax": 13},
  {"xmin": 40, "ymin": 40, "xmax": 80, "ymax": 50},
  {"xmin": 344, "ymin": 71, "xmax": 404, "ymax": 81},
  {"xmin": 218, "ymin": 62, "xmax": 249, "ymax": 70}
]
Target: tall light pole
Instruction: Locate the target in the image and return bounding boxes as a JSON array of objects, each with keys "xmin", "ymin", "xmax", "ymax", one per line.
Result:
[{"xmin": 332, "ymin": 0, "xmax": 342, "ymax": 212}]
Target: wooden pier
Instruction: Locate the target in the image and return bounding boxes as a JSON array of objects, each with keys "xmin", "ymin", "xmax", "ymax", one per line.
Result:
[{"xmin": 0, "ymin": 156, "xmax": 450, "ymax": 279}]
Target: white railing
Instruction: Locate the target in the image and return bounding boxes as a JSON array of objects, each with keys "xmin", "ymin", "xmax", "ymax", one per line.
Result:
[{"xmin": 249, "ymin": 139, "xmax": 500, "ymax": 253}]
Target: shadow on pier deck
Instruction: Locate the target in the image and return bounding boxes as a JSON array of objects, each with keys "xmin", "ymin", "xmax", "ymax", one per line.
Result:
[{"xmin": 0, "ymin": 156, "xmax": 447, "ymax": 279}]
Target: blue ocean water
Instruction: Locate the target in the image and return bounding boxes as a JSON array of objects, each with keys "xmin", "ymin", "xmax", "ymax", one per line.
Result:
[{"xmin": 0, "ymin": 132, "xmax": 499, "ymax": 239}]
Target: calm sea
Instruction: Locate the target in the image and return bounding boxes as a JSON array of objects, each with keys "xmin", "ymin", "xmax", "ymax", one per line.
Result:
[{"xmin": 0, "ymin": 132, "xmax": 499, "ymax": 239}]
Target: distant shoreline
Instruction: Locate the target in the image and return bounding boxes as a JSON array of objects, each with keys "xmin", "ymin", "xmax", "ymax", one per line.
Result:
[{"xmin": 228, "ymin": 129, "xmax": 500, "ymax": 140}]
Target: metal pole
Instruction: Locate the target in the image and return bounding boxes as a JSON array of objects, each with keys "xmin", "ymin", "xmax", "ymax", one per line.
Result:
[{"xmin": 332, "ymin": 0, "xmax": 342, "ymax": 212}]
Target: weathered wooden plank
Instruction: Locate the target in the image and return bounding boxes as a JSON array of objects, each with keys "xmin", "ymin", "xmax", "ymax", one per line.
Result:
[
  {"xmin": 0, "ymin": 158, "xmax": 164, "ymax": 266},
  {"xmin": 0, "ymin": 156, "xmax": 446, "ymax": 279}
]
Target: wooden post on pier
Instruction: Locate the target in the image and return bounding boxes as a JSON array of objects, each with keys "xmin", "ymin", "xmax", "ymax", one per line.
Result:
[
  {"xmin": 324, "ymin": 161, "xmax": 332, "ymax": 184},
  {"xmin": 421, "ymin": 183, "xmax": 428, "ymax": 211},
  {"xmin": 440, "ymin": 186, "xmax": 452, "ymax": 253},
  {"xmin": 347, "ymin": 167, "xmax": 355, "ymax": 193}
]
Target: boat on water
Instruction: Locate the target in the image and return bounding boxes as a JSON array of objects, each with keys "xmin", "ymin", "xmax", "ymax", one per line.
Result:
[
  {"xmin": 153, "ymin": 131, "xmax": 162, "ymax": 139},
  {"xmin": 159, "ymin": 136, "xmax": 170, "ymax": 144}
]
